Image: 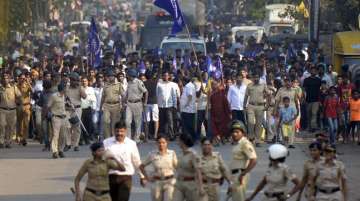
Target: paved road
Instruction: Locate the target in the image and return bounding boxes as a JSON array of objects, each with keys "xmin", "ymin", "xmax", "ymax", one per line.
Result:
[{"xmin": 1, "ymin": 141, "xmax": 360, "ymax": 201}]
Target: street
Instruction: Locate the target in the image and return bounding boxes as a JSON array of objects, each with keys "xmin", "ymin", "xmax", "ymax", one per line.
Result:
[{"xmin": 1, "ymin": 140, "xmax": 360, "ymax": 201}]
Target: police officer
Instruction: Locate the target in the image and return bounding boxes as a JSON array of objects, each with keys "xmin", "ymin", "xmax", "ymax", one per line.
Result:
[
  {"xmin": 0, "ymin": 72, "xmax": 22, "ymax": 148},
  {"xmin": 125, "ymin": 68, "xmax": 148, "ymax": 142},
  {"xmin": 100, "ymin": 70, "xmax": 125, "ymax": 139},
  {"xmin": 17, "ymin": 72, "xmax": 32, "ymax": 146},
  {"xmin": 243, "ymin": 72, "xmax": 269, "ymax": 146},
  {"xmin": 229, "ymin": 120, "xmax": 257, "ymax": 201},
  {"xmin": 140, "ymin": 136, "xmax": 178, "ymax": 201},
  {"xmin": 297, "ymin": 142, "xmax": 324, "ymax": 201},
  {"xmin": 246, "ymin": 144, "xmax": 300, "ymax": 201},
  {"xmin": 310, "ymin": 146, "xmax": 348, "ymax": 201},
  {"xmin": 64, "ymin": 72, "xmax": 86, "ymax": 151},
  {"xmin": 200, "ymin": 138, "xmax": 232, "ymax": 201},
  {"xmin": 173, "ymin": 134, "xmax": 205, "ymax": 201},
  {"xmin": 47, "ymin": 82, "xmax": 67, "ymax": 158},
  {"xmin": 74, "ymin": 142, "xmax": 125, "ymax": 201}
]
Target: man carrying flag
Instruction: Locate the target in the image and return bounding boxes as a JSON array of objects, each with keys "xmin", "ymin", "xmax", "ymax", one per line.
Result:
[{"xmin": 88, "ymin": 18, "xmax": 101, "ymax": 68}]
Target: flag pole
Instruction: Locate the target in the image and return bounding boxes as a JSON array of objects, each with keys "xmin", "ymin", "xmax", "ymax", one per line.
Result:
[{"xmin": 184, "ymin": 24, "xmax": 200, "ymax": 73}]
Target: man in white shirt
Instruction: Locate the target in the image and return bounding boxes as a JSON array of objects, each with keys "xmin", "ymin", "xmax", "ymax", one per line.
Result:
[
  {"xmin": 93, "ymin": 74, "xmax": 104, "ymax": 139},
  {"xmin": 156, "ymin": 71, "xmax": 179, "ymax": 140},
  {"xmin": 103, "ymin": 120, "xmax": 144, "ymax": 201},
  {"xmin": 180, "ymin": 77, "xmax": 197, "ymax": 141},
  {"xmin": 227, "ymin": 73, "xmax": 247, "ymax": 124},
  {"xmin": 80, "ymin": 77, "xmax": 97, "ymax": 142}
]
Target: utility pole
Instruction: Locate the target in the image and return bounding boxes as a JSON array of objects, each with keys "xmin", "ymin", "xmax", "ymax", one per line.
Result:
[{"xmin": 308, "ymin": 0, "xmax": 320, "ymax": 45}]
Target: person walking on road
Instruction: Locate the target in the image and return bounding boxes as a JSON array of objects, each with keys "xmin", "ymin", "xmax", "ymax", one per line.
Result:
[
  {"xmin": 297, "ymin": 142, "xmax": 324, "ymax": 201},
  {"xmin": 74, "ymin": 142, "xmax": 125, "ymax": 201},
  {"xmin": 125, "ymin": 68, "xmax": 148, "ymax": 142},
  {"xmin": 245, "ymin": 144, "xmax": 300, "ymax": 201},
  {"xmin": 139, "ymin": 136, "xmax": 178, "ymax": 201},
  {"xmin": 103, "ymin": 121, "xmax": 145, "ymax": 201},
  {"xmin": 173, "ymin": 134, "xmax": 205, "ymax": 201},
  {"xmin": 229, "ymin": 120, "xmax": 257, "ymax": 201},
  {"xmin": 47, "ymin": 82, "xmax": 67, "ymax": 159},
  {"xmin": 0, "ymin": 72, "xmax": 22, "ymax": 148},
  {"xmin": 310, "ymin": 145, "xmax": 348, "ymax": 201},
  {"xmin": 200, "ymin": 138, "xmax": 232, "ymax": 201}
]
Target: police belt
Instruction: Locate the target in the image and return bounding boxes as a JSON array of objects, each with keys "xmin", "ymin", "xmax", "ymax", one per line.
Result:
[
  {"xmin": 74, "ymin": 105, "xmax": 81, "ymax": 108},
  {"xmin": 317, "ymin": 187, "xmax": 340, "ymax": 194},
  {"xmin": 178, "ymin": 176, "xmax": 195, "ymax": 181},
  {"xmin": 249, "ymin": 102, "xmax": 265, "ymax": 106},
  {"xmin": 85, "ymin": 187, "xmax": 109, "ymax": 196},
  {"xmin": 202, "ymin": 177, "xmax": 222, "ymax": 184},
  {"xmin": 127, "ymin": 99, "xmax": 142, "ymax": 103},
  {"xmin": 152, "ymin": 175, "xmax": 174, "ymax": 181},
  {"xmin": 53, "ymin": 114, "xmax": 66, "ymax": 119},
  {"xmin": 0, "ymin": 107, "xmax": 16, "ymax": 110},
  {"xmin": 231, "ymin": 168, "xmax": 246, "ymax": 174},
  {"xmin": 105, "ymin": 101, "xmax": 120, "ymax": 105},
  {"xmin": 265, "ymin": 192, "xmax": 284, "ymax": 198}
]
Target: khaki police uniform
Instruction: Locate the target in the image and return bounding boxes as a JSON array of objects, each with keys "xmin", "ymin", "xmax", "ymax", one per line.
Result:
[
  {"xmin": 125, "ymin": 78, "xmax": 147, "ymax": 141},
  {"xmin": 230, "ymin": 137, "xmax": 257, "ymax": 201},
  {"xmin": 142, "ymin": 149, "xmax": 178, "ymax": 201},
  {"xmin": 102, "ymin": 82, "xmax": 124, "ymax": 138},
  {"xmin": 75, "ymin": 158, "xmax": 119, "ymax": 201},
  {"xmin": 65, "ymin": 86, "xmax": 84, "ymax": 147},
  {"xmin": 47, "ymin": 92, "xmax": 67, "ymax": 154},
  {"xmin": 263, "ymin": 163, "xmax": 297, "ymax": 201},
  {"xmin": 314, "ymin": 160, "xmax": 346, "ymax": 201},
  {"xmin": 16, "ymin": 82, "xmax": 32, "ymax": 142},
  {"xmin": 275, "ymin": 87, "xmax": 298, "ymax": 109},
  {"xmin": 302, "ymin": 158, "xmax": 324, "ymax": 200},
  {"xmin": 0, "ymin": 84, "xmax": 21, "ymax": 146},
  {"xmin": 173, "ymin": 148, "xmax": 202, "ymax": 201},
  {"xmin": 245, "ymin": 83, "xmax": 267, "ymax": 143},
  {"xmin": 200, "ymin": 152, "xmax": 230, "ymax": 201}
]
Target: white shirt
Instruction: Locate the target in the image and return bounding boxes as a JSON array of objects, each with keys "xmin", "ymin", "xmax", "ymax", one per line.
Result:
[
  {"xmin": 227, "ymin": 84, "xmax": 247, "ymax": 110},
  {"xmin": 94, "ymin": 87, "xmax": 103, "ymax": 111},
  {"xmin": 180, "ymin": 82, "xmax": 196, "ymax": 113},
  {"xmin": 156, "ymin": 81, "xmax": 179, "ymax": 108},
  {"xmin": 81, "ymin": 86, "xmax": 97, "ymax": 109},
  {"xmin": 103, "ymin": 137, "xmax": 143, "ymax": 177},
  {"xmin": 195, "ymin": 81, "xmax": 207, "ymax": 111}
]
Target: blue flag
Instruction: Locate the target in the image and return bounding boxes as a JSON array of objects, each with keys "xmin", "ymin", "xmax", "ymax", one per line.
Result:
[
  {"xmin": 154, "ymin": 0, "xmax": 185, "ymax": 34},
  {"xmin": 206, "ymin": 56, "xmax": 215, "ymax": 73},
  {"xmin": 214, "ymin": 57, "xmax": 223, "ymax": 80},
  {"xmin": 88, "ymin": 18, "xmax": 101, "ymax": 68}
]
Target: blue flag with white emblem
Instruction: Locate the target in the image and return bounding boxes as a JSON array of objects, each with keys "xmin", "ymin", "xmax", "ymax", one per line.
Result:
[
  {"xmin": 154, "ymin": 0, "xmax": 185, "ymax": 34},
  {"xmin": 88, "ymin": 18, "xmax": 101, "ymax": 68}
]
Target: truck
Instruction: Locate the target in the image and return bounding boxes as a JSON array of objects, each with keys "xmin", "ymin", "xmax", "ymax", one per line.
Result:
[{"xmin": 263, "ymin": 4, "xmax": 298, "ymax": 36}]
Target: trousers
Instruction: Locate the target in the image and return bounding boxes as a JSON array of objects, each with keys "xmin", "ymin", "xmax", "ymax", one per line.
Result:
[
  {"xmin": 17, "ymin": 105, "xmax": 31, "ymax": 140},
  {"xmin": 66, "ymin": 108, "xmax": 82, "ymax": 147},
  {"xmin": 150, "ymin": 178, "xmax": 176, "ymax": 201},
  {"xmin": 159, "ymin": 107, "xmax": 175, "ymax": 139},
  {"xmin": 125, "ymin": 102, "xmax": 143, "ymax": 141},
  {"xmin": 102, "ymin": 103, "xmax": 122, "ymax": 139},
  {"xmin": 109, "ymin": 175, "xmax": 132, "ymax": 201},
  {"xmin": 306, "ymin": 102, "xmax": 320, "ymax": 130},
  {"xmin": 246, "ymin": 105, "xmax": 264, "ymax": 143},
  {"xmin": 51, "ymin": 116, "xmax": 66, "ymax": 153},
  {"xmin": 0, "ymin": 109, "xmax": 17, "ymax": 145}
]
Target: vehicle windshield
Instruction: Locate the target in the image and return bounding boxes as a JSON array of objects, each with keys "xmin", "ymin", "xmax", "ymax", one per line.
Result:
[
  {"xmin": 269, "ymin": 26, "xmax": 295, "ymax": 36},
  {"xmin": 161, "ymin": 42, "xmax": 205, "ymax": 56},
  {"xmin": 235, "ymin": 30, "xmax": 260, "ymax": 41}
]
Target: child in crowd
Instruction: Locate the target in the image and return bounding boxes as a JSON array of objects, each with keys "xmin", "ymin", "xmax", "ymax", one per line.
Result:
[
  {"xmin": 278, "ymin": 96, "xmax": 297, "ymax": 148},
  {"xmin": 323, "ymin": 86, "xmax": 341, "ymax": 146},
  {"xmin": 349, "ymin": 90, "xmax": 360, "ymax": 145}
]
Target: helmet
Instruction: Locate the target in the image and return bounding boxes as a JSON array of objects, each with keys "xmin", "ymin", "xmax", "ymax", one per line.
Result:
[
  {"xmin": 230, "ymin": 120, "xmax": 246, "ymax": 132},
  {"xmin": 268, "ymin": 144, "xmax": 288, "ymax": 160},
  {"xmin": 127, "ymin": 68, "xmax": 138, "ymax": 78}
]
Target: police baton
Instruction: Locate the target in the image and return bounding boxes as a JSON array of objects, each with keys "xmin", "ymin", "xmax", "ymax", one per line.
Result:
[{"xmin": 66, "ymin": 96, "xmax": 90, "ymax": 138}]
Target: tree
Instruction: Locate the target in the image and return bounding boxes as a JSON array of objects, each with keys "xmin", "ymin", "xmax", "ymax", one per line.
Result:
[{"xmin": 321, "ymin": 0, "xmax": 360, "ymax": 30}]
